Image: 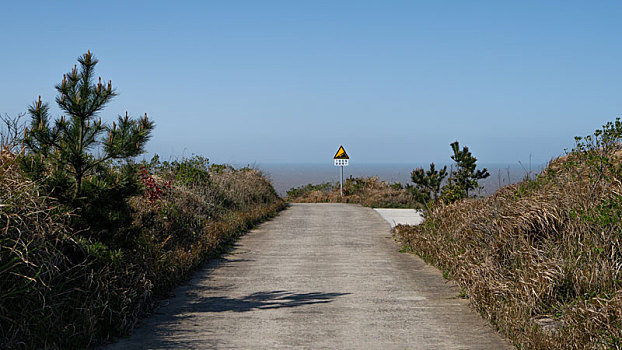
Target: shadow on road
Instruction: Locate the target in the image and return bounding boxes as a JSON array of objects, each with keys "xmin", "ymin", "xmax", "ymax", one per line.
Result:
[{"xmin": 185, "ymin": 290, "xmax": 349, "ymax": 313}]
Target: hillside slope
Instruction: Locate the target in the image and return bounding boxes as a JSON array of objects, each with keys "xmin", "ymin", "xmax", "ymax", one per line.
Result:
[{"xmin": 396, "ymin": 121, "xmax": 622, "ymax": 349}]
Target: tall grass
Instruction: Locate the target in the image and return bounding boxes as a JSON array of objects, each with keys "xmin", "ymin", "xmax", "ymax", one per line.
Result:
[
  {"xmin": 0, "ymin": 152, "xmax": 284, "ymax": 349},
  {"xmin": 395, "ymin": 120, "xmax": 622, "ymax": 349}
]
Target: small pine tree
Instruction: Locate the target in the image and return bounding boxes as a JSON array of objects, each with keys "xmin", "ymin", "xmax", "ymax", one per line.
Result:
[
  {"xmin": 449, "ymin": 141, "xmax": 489, "ymax": 198},
  {"xmin": 23, "ymin": 51, "xmax": 154, "ymax": 236},
  {"xmin": 411, "ymin": 162, "xmax": 448, "ymax": 202}
]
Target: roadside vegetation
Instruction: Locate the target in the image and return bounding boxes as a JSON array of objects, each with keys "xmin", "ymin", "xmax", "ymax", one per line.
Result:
[
  {"xmin": 396, "ymin": 119, "xmax": 622, "ymax": 349},
  {"xmin": 0, "ymin": 52, "xmax": 284, "ymax": 349},
  {"xmin": 286, "ymin": 176, "xmax": 423, "ymax": 208},
  {"xmin": 286, "ymin": 140, "xmax": 490, "ymax": 208}
]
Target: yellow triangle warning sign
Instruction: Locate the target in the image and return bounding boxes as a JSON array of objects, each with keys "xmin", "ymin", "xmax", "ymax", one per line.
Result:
[{"xmin": 333, "ymin": 145, "xmax": 349, "ymax": 159}]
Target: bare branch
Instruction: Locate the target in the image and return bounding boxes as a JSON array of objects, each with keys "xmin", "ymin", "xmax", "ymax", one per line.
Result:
[{"xmin": 0, "ymin": 113, "xmax": 26, "ymax": 154}]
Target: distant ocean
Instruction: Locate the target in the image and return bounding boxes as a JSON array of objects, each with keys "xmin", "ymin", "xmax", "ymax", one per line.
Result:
[{"xmin": 253, "ymin": 163, "xmax": 547, "ymax": 197}]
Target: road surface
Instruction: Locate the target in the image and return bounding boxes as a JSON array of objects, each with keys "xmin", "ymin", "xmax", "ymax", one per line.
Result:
[
  {"xmin": 374, "ymin": 208, "xmax": 425, "ymax": 228},
  {"xmin": 106, "ymin": 203, "xmax": 511, "ymax": 349}
]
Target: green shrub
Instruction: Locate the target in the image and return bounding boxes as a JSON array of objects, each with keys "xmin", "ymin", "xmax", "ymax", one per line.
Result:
[
  {"xmin": 410, "ymin": 162, "xmax": 447, "ymax": 202},
  {"xmin": 447, "ymin": 140, "xmax": 490, "ymax": 199}
]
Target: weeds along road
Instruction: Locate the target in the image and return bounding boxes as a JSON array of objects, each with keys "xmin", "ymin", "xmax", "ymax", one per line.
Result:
[{"xmin": 105, "ymin": 203, "xmax": 511, "ymax": 349}]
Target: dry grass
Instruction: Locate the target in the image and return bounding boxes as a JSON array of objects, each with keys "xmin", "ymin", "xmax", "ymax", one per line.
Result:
[
  {"xmin": 0, "ymin": 150, "xmax": 92, "ymax": 348},
  {"xmin": 0, "ymin": 152, "xmax": 284, "ymax": 349},
  {"xmin": 287, "ymin": 176, "xmax": 422, "ymax": 208},
  {"xmin": 130, "ymin": 165, "xmax": 284, "ymax": 296},
  {"xmin": 395, "ymin": 151, "xmax": 622, "ymax": 349}
]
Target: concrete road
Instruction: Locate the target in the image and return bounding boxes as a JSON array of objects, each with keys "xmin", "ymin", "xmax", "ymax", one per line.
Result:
[
  {"xmin": 106, "ymin": 203, "xmax": 511, "ymax": 349},
  {"xmin": 374, "ymin": 208, "xmax": 425, "ymax": 228}
]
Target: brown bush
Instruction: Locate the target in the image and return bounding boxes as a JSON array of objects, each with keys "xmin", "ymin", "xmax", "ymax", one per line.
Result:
[
  {"xmin": 287, "ymin": 176, "xmax": 422, "ymax": 208},
  {"xmin": 130, "ymin": 166, "xmax": 284, "ymax": 296}
]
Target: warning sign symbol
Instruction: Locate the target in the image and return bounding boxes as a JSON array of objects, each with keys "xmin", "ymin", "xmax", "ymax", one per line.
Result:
[{"xmin": 333, "ymin": 145, "xmax": 349, "ymax": 159}]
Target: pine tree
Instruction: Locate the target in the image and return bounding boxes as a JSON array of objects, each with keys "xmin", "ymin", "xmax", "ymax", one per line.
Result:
[
  {"xmin": 411, "ymin": 162, "xmax": 448, "ymax": 202},
  {"xmin": 449, "ymin": 141, "xmax": 489, "ymax": 197},
  {"xmin": 23, "ymin": 51, "xmax": 154, "ymax": 235}
]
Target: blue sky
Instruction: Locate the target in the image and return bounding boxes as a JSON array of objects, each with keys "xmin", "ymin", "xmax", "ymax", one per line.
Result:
[{"xmin": 2, "ymin": 1, "xmax": 621, "ymax": 165}]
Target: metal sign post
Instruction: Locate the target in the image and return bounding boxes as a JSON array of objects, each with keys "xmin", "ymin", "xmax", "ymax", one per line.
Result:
[
  {"xmin": 333, "ymin": 145, "xmax": 350, "ymax": 197},
  {"xmin": 340, "ymin": 165, "xmax": 343, "ymax": 196}
]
